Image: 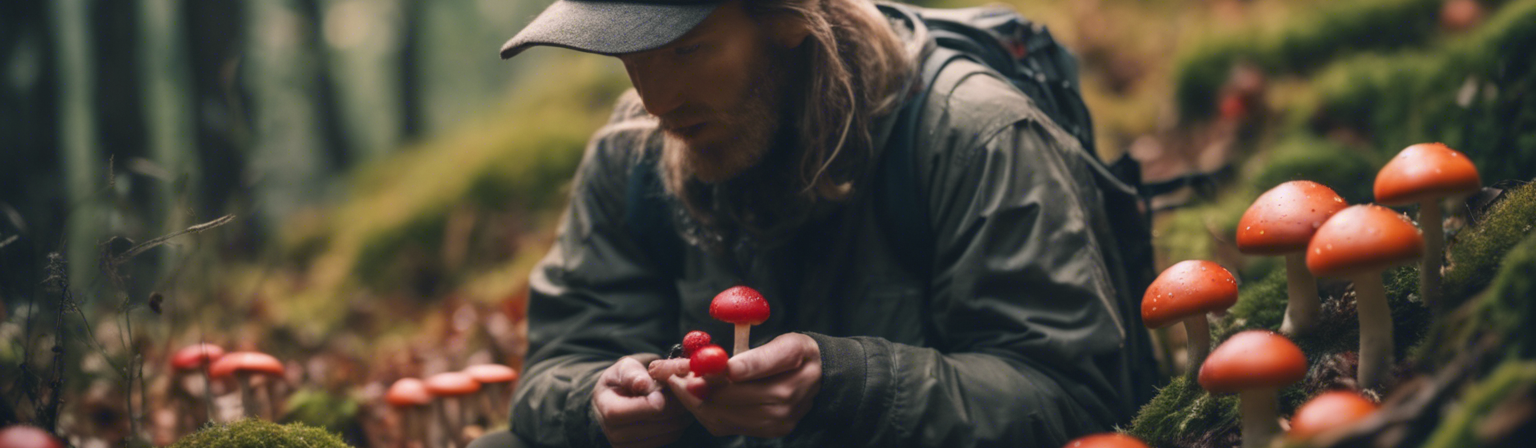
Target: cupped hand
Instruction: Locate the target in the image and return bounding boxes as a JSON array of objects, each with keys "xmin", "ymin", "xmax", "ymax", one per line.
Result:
[
  {"xmin": 592, "ymin": 355, "xmax": 693, "ymax": 448},
  {"xmin": 664, "ymin": 333, "xmax": 822, "ymax": 438}
]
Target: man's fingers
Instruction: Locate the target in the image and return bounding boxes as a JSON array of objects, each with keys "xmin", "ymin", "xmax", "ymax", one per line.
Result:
[
  {"xmin": 728, "ymin": 333, "xmax": 816, "ymax": 382},
  {"xmin": 610, "ymin": 357, "xmax": 661, "ymax": 396},
  {"xmin": 595, "ymin": 390, "xmax": 670, "ymax": 427},
  {"xmin": 648, "ymin": 358, "xmax": 691, "ymax": 382}
]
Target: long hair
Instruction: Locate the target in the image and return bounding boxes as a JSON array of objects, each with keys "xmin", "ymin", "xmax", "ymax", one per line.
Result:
[{"xmin": 663, "ymin": 0, "xmax": 911, "ymax": 247}]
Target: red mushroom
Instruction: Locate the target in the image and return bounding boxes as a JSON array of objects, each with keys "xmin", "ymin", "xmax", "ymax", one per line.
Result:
[
  {"xmin": 462, "ymin": 364, "xmax": 519, "ymax": 427},
  {"xmin": 425, "ymin": 372, "xmax": 481, "ymax": 448},
  {"xmin": 1308, "ymin": 205, "xmax": 1424, "ymax": 389},
  {"xmin": 710, "ymin": 286, "xmax": 770, "ymax": 355},
  {"xmin": 682, "ymin": 330, "xmax": 712, "ymax": 357},
  {"xmin": 386, "ymin": 378, "xmax": 433, "ymax": 448},
  {"xmin": 0, "ymin": 425, "xmax": 63, "ymax": 448},
  {"xmin": 1288, "ymin": 390, "xmax": 1379, "ymax": 441},
  {"xmin": 169, "ymin": 343, "xmax": 224, "ymax": 433},
  {"xmin": 208, "ymin": 351, "xmax": 285, "ymax": 420},
  {"xmin": 1199, "ymin": 330, "xmax": 1308, "ymax": 448},
  {"xmin": 1237, "ymin": 181, "xmax": 1349, "ymax": 335},
  {"xmin": 1375, "ymin": 142, "xmax": 1481, "ymax": 309},
  {"xmin": 1061, "ymin": 433, "xmax": 1151, "ymax": 448},
  {"xmin": 1142, "ymin": 260, "xmax": 1239, "ymax": 375},
  {"xmin": 690, "ymin": 344, "xmax": 729, "ymax": 377}
]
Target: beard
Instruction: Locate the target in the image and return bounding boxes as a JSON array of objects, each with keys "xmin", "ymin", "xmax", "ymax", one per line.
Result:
[{"xmin": 660, "ymin": 54, "xmax": 792, "ymax": 184}]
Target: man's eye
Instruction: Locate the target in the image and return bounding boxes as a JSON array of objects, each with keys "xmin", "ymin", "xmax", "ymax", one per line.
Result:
[{"xmin": 674, "ymin": 44, "xmax": 702, "ymax": 56}]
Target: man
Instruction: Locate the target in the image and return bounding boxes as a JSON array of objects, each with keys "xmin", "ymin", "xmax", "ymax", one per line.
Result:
[{"xmin": 481, "ymin": 0, "xmax": 1155, "ymax": 447}]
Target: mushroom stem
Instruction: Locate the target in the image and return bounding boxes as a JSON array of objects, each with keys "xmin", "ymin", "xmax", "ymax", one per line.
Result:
[
  {"xmin": 734, "ymin": 324, "xmax": 750, "ymax": 355},
  {"xmin": 236, "ymin": 372, "xmax": 258, "ymax": 419},
  {"xmin": 1418, "ymin": 201, "xmax": 1444, "ymax": 309},
  {"xmin": 1183, "ymin": 315, "xmax": 1211, "ymax": 376},
  {"xmin": 1352, "ymin": 272, "xmax": 1394, "ymax": 389},
  {"xmin": 265, "ymin": 380, "xmax": 281, "ymax": 421},
  {"xmin": 1280, "ymin": 253, "xmax": 1321, "ymax": 335},
  {"xmin": 435, "ymin": 400, "xmax": 456, "ymax": 448},
  {"xmin": 1238, "ymin": 387, "xmax": 1280, "ymax": 448}
]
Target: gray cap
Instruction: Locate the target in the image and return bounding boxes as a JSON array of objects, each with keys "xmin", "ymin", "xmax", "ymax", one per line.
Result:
[{"xmin": 500, "ymin": 0, "xmax": 724, "ymax": 59}]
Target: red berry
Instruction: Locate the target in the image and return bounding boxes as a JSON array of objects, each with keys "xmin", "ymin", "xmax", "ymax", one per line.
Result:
[
  {"xmin": 689, "ymin": 344, "xmax": 728, "ymax": 376},
  {"xmin": 682, "ymin": 331, "xmax": 712, "ymax": 356}
]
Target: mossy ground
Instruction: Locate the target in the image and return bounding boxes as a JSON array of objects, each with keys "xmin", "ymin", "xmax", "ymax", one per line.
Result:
[{"xmin": 170, "ymin": 419, "xmax": 351, "ymax": 448}]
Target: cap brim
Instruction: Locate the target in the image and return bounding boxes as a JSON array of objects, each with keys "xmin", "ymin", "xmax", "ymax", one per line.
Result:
[{"xmin": 501, "ymin": 1, "xmax": 719, "ymax": 59}]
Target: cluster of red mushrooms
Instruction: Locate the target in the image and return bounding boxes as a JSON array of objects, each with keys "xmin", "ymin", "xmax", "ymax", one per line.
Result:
[
  {"xmin": 648, "ymin": 285, "xmax": 771, "ymax": 399},
  {"xmin": 1129, "ymin": 142, "xmax": 1482, "ymax": 448},
  {"xmin": 384, "ymin": 364, "xmax": 519, "ymax": 448}
]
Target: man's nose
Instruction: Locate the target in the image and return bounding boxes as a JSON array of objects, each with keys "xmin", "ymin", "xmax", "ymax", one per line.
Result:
[{"xmin": 625, "ymin": 61, "xmax": 684, "ymax": 119}]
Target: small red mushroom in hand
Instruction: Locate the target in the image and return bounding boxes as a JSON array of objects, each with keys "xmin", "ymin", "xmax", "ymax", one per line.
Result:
[
  {"xmin": 710, "ymin": 286, "xmax": 769, "ymax": 355},
  {"xmin": 682, "ymin": 331, "xmax": 712, "ymax": 357}
]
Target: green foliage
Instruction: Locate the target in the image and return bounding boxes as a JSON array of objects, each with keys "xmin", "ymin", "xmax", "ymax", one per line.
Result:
[
  {"xmin": 1311, "ymin": 0, "xmax": 1536, "ymax": 183},
  {"xmin": 1250, "ymin": 135, "xmax": 1382, "ymax": 204},
  {"xmin": 1443, "ymin": 183, "xmax": 1536, "ymax": 307},
  {"xmin": 1421, "ymin": 359, "xmax": 1536, "ymax": 448},
  {"xmin": 1475, "ymin": 229, "xmax": 1536, "ymax": 356},
  {"xmin": 170, "ymin": 419, "xmax": 352, "ymax": 448},
  {"xmin": 1173, "ymin": 0, "xmax": 1445, "ymax": 119},
  {"xmin": 281, "ymin": 388, "xmax": 359, "ymax": 436},
  {"xmin": 1212, "ymin": 268, "xmax": 1287, "ymax": 341}
]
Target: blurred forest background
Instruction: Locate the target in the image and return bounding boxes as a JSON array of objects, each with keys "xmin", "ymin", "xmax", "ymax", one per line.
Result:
[{"xmin": 1, "ymin": 0, "xmax": 1533, "ymax": 446}]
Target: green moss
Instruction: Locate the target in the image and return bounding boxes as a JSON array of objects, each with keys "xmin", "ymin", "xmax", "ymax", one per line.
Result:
[
  {"xmin": 171, "ymin": 419, "xmax": 352, "ymax": 448},
  {"xmin": 1443, "ymin": 183, "xmax": 1536, "ymax": 308},
  {"xmin": 1422, "ymin": 359, "xmax": 1536, "ymax": 448},
  {"xmin": 1213, "ymin": 268, "xmax": 1288, "ymax": 341},
  {"xmin": 281, "ymin": 388, "xmax": 359, "ymax": 436},
  {"xmin": 1173, "ymin": 0, "xmax": 1446, "ymax": 120},
  {"xmin": 1249, "ymin": 135, "xmax": 1383, "ymax": 204},
  {"xmin": 1310, "ymin": 0, "xmax": 1536, "ymax": 182},
  {"xmin": 1127, "ymin": 376, "xmax": 1238, "ymax": 447},
  {"xmin": 1477, "ymin": 230, "xmax": 1536, "ymax": 355}
]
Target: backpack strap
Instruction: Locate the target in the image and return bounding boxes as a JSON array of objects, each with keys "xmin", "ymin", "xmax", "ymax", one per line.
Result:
[{"xmin": 876, "ymin": 47, "xmax": 972, "ymax": 279}]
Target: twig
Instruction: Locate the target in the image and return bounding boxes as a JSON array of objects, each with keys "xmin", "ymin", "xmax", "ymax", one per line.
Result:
[
  {"xmin": 108, "ymin": 214, "xmax": 234, "ymax": 265},
  {"xmin": 0, "ymin": 234, "xmax": 16, "ymax": 249}
]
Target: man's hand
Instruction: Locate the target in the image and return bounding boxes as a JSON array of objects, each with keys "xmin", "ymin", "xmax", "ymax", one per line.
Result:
[
  {"xmin": 592, "ymin": 355, "xmax": 692, "ymax": 448},
  {"xmin": 663, "ymin": 333, "xmax": 822, "ymax": 438}
]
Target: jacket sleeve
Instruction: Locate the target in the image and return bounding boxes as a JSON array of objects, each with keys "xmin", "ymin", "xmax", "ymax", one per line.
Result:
[
  {"xmin": 509, "ymin": 93, "xmax": 679, "ymax": 448},
  {"xmin": 792, "ymin": 75, "xmax": 1133, "ymax": 448}
]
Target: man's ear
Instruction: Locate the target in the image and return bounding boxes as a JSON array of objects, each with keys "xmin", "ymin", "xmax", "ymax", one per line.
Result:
[{"xmin": 764, "ymin": 13, "xmax": 812, "ymax": 49}]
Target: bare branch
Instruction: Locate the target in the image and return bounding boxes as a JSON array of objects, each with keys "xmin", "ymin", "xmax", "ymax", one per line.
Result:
[{"xmin": 0, "ymin": 234, "xmax": 16, "ymax": 250}]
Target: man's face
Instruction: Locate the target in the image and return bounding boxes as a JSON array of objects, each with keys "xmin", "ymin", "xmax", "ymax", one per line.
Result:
[{"xmin": 617, "ymin": 0, "xmax": 799, "ymax": 184}]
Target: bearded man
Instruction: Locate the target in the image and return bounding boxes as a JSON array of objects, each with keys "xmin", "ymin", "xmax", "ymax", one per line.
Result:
[{"xmin": 475, "ymin": 0, "xmax": 1156, "ymax": 447}]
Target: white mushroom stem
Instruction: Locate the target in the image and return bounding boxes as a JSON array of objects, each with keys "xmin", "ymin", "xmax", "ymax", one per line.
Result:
[
  {"xmin": 1418, "ymin": 201, "xmax": 1444, "ymax": 309},
  {"xmin": 1183, "ymin": 315, "xmax": 1211, "ymax": 376},
  {"xmin": 1280, "ymin": 253, "xmax": 1321, "ymax": 335},
  {"xmin": 435, "ymin": 400, "xmax": 456, "ymax": 448},
  {"xmin": 1353, "ymin": 273, "xmax": 1395, "ymax": 389},
  {"xmin": 236, "ymin": 372, "xmax": 258, "ymax": 419},
  {"xmin": 734, "ymin": 324, "xmax": 750, "ymax": 355},
  {"xmin": 1238, "ymin": 387, "xmax": 1280, "ymax": 448}
]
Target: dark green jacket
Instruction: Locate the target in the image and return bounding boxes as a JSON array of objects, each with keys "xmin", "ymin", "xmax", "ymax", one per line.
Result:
[{"xmin": 510, "ymin": 7, "xmax": 1154, "ymax": 447}]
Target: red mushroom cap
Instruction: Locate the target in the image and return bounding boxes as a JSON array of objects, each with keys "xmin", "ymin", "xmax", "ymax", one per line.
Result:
[
  {"xmin": 1237, "ymin": 181, "xmax": 1349, "ymax": 255},
  {"xmin": 682, "ymin": 331, "xmax": 712, "ymax": 356},
  {"xmin": 1141, "ymin": 260, "xmax": 1239, "ymax": 329},
  {"xmin": 424, "ymin": 372, "xmax": 481, "ymax": 397},
  {"xmin": 462, "ymin": 364, "xmax": 519, "ymax": 385},
  {"xmin": 1289, "ymin": 390, "xmax": 1379, "ymax": 440},
  {"xmin": 1374, "ymin": 142, "xmax": 1481, "ymax": 206},
  {"xmin": 170, "ymin": 343, "xmax": 226, "ymax": 371},
  {"xmin": 1306, "ymin": 205, "xmax": 1425, "ymax": 278},
  {"xmin": 0, "ymin": 425, "xmax": 64, "ymax": 448},
  {"xmin": 1061, "ymin": 433, "xmax": 1151, "ymax": 448},
  {"xmin": 1198, "ymin": 330, "xmax": 1307, "ymax": 394},
  {"xmin": 690, "ymin": 344, "xmax": 729, "ymax": 376},
  {"xmin": 385, "ymin": 378, "xmax": 433, "ymax": 407},
  {"xmin": 208, "ymin": 351, "xmax": 284, "ymax": 380},
  {"xmin": 709, "ymin": 286, "xmax": 769, "ymax": 325}
]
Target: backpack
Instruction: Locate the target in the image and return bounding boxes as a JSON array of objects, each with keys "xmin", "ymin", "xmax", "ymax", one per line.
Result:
[{"xmin": 623, "ymin": 1, "xmax": 1160, "ymax": 413}]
